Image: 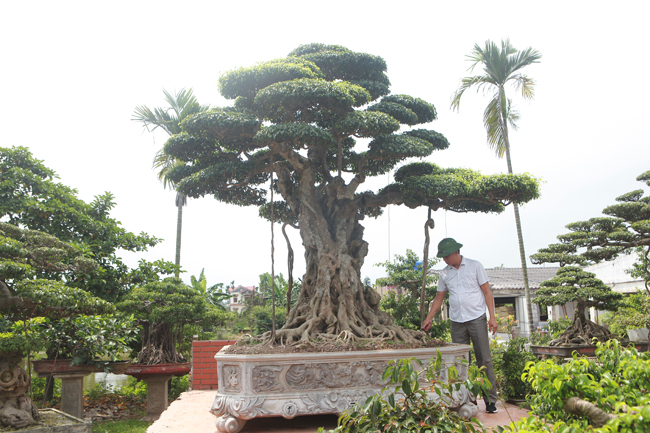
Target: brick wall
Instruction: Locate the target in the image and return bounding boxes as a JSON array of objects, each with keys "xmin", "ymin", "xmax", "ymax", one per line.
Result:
[{"xmin": 190, "ymin": 339, "xmax": 238, "ymax": 390}]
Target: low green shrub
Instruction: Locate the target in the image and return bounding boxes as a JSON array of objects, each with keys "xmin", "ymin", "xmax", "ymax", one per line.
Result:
[
  {"xmin": 169, "ymin": 375, "xmax": 189, "ymax": 401},
  {"xmin": 497, "ymin": 340, "xmax": 650, "ymax": 432},
  {"xmin": 492, "ymin": 337, "xmax": 537, "ymax": 401}
]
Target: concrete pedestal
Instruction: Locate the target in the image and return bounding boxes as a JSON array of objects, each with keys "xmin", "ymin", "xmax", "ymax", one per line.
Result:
[
  {"xmin": 55, "ymin": 372, "xmax": 88, "ymax": 420},
  {"xmin": 124, "ymin": 363, "xmax": 191, "ymax": 422},
  {"xmin": 142, "ymin": 374, "xmax": 174, "ymax": 421}
]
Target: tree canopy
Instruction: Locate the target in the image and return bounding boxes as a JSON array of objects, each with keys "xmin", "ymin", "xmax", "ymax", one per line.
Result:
[
  {"xmin": 158, "ymin": 43, "xmax": 540, "ymax": 344},
  {"xmin": 0, "ymin": 146, "xmax": 177, "ymax": 302}
]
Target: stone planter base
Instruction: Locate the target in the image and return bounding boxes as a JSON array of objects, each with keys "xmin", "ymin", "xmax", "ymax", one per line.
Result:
[{"xmin": 210, "ymin": 344, "xmax": 476, "ymax": 433}]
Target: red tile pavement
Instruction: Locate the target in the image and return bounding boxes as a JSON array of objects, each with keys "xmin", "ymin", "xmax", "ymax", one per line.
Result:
[{"xmin": 147, "ymin": 391, "xmax": 529, "ymax": 433}]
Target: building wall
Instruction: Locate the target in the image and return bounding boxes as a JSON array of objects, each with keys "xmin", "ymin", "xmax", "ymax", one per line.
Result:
[{"xmin": 190, "ymin": 339, "xmax": 238, "ymax": 390}]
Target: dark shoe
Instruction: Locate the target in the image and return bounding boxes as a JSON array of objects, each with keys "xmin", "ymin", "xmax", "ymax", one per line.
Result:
[{"xmin": 486, "ymin": 403, "xmax": 498, "ymax": 413}]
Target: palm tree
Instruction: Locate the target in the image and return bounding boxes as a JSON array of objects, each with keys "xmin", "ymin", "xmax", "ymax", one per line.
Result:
[
  {"xmin": 451, "ymin": 39, "xmax": 542, "ymax": 334},
  {"xmin": 133, "ymin": 89, "xmax": 210, "ymax": 277}
]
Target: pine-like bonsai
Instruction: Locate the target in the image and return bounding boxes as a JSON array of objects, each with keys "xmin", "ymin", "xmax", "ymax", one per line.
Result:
[{"xmin": 534, "ymin": 266, "xmax": 622, "ymax": 346}]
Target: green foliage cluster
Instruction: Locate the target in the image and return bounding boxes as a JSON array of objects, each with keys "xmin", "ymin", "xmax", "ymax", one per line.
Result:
[
  {"xmin": 491, "ymin": 337, "xmax": 537, "ymax": 400},
  {"xmin": 323, "ymin": 354, "xmax": 490, "ymax": 433},
  {"xmin": 119, "ymin": 278, "xmax": 226, "ymax": 326},
  {"xmin": 0, "ymin": 146, "xmax": 176, "ymax": 303},
  {"xmin": 42, "ymin": 315, "xmax": 137, "ymax": 369},
  {"xmin": 163, "ymin": 43, "xmax": 539, "ymax": 226},
  {"xmin": 602, "ymin": 291, "xmax": 650, "ymax": 337},
  {"xmin": 499, "ymin": 340, "xmax": 650, "ymax": 432},
  {"xmin": 119, "ymin": 277, "xmax": 228, "ymax": 363}
]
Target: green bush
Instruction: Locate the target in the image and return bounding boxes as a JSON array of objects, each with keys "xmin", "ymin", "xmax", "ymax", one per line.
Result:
[
  {"xmin": 251, "ymin": 305, "xmax": 287, "ymax": 335},
  {"xmin": 499, "ymin": 340, "xmax": 650, "ymax": 432},
  {"xmin": 602, "ymin": 291, "xmax": 650, "ymax": 338},
  {"xmin": 321, "ymin": 353, "xmax": 490, "ymax": 433},
  {"xmin": 169, "ymin": 375, "xmax": 189, "ymax": 401},
  {"xmin": 492, "ymin": 337, "xmax": 537, "ymax": 400}
]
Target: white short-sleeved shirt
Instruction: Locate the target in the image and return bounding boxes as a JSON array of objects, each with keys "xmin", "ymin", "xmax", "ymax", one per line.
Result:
[{"xmin": 437, "ymin": 256, "xmax": 489, "ymax": 323}]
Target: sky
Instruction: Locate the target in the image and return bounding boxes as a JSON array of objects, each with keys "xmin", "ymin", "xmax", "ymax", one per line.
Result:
[{"xmin": 2, "ymin": 1, "xmax": 649, "ymax": 289}]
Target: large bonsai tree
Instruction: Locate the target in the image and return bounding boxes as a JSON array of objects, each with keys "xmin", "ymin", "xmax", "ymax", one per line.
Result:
[
  {"xmin": 534, "ymin": 266, "xmax": 622, "ymax": 346},
  {"xmin": 0, "ymin": 222, "xmax": 112, "ymax": 428},
  {"xmin": 160, "ymin": 43, "xmax": 539, "ymax": 344}
]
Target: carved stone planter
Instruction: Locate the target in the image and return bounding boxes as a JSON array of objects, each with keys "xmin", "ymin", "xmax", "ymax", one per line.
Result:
[{"xmin": 210, "ymin": 344, "xmax": 475, "ymax": 433}]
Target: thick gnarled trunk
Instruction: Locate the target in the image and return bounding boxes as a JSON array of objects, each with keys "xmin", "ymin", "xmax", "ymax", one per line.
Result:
[
  {"xmin": 0, "ymin": 352, "xmax": 40, "ymax": 429},
  {"xmin": 274, "ymin": 187, "xmax": 425, "ymax": 344}
]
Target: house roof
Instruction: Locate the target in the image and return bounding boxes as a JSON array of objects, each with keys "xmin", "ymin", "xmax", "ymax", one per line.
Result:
[
  {"xmin": 429, "ymin": 266, "xmax": 560, "ymax": 291},
  {"xmin": 485, "ymin": 267, "xmax": 560, "ymax": 290},
  {"xmin": 228, "ymin": 285, "xmax": 255, "ymax": 294}
]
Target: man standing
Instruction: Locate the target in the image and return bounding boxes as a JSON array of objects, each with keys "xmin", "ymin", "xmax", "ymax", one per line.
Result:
[{"xmin": 421, "ymin": 238, "xmax": 499, "ymax": 413}]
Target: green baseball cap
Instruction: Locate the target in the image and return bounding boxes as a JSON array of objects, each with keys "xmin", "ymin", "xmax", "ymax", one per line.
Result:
[{"xmin": 437, "ymin": 238, "xmax": 463, "ymax": 257}]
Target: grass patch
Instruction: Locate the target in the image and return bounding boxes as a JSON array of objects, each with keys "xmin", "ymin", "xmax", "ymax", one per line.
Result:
[{"xmin": 91, "ymin": 419, "xmax": 151, "ymax": 433}]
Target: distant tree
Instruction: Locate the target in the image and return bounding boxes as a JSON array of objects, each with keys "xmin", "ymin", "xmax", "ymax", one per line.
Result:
[
  {"xmin": 375, "ymin": 249, "xmax": 438, "ymax": 299},
  {"xmin": 0, "ymin": 146, "xmax": 176, "ymax": 302},
  {"xmin": 534, "ymin": 266, "xmax": 622, "ymax": 346},
  {"xmin": 162, "ymin": 43, "xmax": 539, "ymax": 344},
  {"xmin": 376, "ymin": 250, "xmax": 448, "ymax": 339},
  {"xmin": 451, "ymin": 39, "xmax": 542, "ymax": 333},
  {"xmin": 133, "ymin": 89, "xmax": 210, "ymax": 277}
]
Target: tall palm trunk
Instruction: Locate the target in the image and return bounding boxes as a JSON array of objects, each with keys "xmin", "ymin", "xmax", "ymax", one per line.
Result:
[
  {"xmin": 175, "ymin": 192, "xmax": 186, "ymax": 278},
  {"xmin": 498, "ymin": 88, "xmax": 534, "ymax": 334}
]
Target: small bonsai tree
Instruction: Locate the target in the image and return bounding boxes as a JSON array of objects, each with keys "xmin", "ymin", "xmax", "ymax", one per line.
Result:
[
  {"xmin": 0, "ymin": 222, "xmax": 113, "ymax": 428},
  {"xmin": 118, "ymin": 277, "xmax": 228, "ymax": 364},
  {"xmin": 534, "ymin": 266, "xmax": 622, "ymax": 346}
]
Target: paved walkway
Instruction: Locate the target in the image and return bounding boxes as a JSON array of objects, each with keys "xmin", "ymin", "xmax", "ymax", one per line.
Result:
[{"xmin": 147, "ymin": 390, "xmax": 529, "ymax": 433}]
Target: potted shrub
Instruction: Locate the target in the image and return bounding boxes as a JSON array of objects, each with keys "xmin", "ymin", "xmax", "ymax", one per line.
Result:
[
  {"xmin": 118, "ymin": 277, "xmax": 228, "ymax": 420},
  {"xmin": 531, "ymin": 266, "xmax": 623, "ymax": 356}
]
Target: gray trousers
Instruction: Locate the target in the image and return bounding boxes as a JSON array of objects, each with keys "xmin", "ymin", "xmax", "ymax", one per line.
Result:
[{"xmin": 450, "ymin": 314, "xmax": 498, "ymax": 404}]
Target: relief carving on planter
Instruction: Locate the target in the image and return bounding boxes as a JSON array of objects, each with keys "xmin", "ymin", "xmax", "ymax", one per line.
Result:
[
  {"xmin": 222, "ymin": 365, "xmax": 241, "ymax": 392},
  {"xmin": 300, "ymin": 390, "xmax": 375, "ymax": 414},
  {"xmin": 286, "ymin": 361, "xmax": 385, "ymax": 390},
  {"xmin": 252, "ymin": 365, "xmax": 284, "ymax": 393},
  {"xmin": 211, "ymin": 395, "xmax": 269, "ymax": 419}
]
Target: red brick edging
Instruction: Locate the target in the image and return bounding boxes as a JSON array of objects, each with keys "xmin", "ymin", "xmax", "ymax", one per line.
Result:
[{"xmin": 190, "ymin": 339, "xmax": 237, "ymax": 390}]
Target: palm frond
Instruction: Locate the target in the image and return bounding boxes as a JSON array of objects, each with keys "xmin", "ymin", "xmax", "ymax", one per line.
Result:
[
  {"xmin": 450, "ymin": 75, "xmax": 495, "ymax": 111},
  {"xmin": 508, "ymin": 73, "xmax": 536, "ymax": 100}
]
